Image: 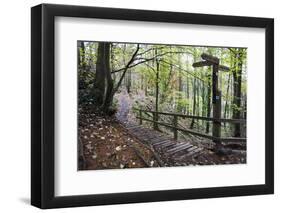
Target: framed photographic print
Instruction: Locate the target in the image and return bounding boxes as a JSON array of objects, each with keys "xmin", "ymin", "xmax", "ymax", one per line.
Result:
[{"xmin": 31, "ymin": 3, "xmax": 274, "ymax": 209}]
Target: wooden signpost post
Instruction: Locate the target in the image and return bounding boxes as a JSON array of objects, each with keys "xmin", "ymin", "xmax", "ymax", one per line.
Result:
[{"xmin": 193, "ymin": 53, "xmax": 229, "ymax": 149}]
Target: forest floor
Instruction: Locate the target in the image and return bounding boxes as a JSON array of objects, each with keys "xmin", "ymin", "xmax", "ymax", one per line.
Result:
[{"xmin": 78, "ymin": 105, "xmax": 160, "ymax": 170}]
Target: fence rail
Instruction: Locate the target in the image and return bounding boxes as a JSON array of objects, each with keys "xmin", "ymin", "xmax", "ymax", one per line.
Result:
[{"xmin": 134, "ymin": 108, "xmax": 246, "ymax": 143}]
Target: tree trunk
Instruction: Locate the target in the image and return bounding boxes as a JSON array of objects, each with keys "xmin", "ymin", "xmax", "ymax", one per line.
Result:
[
  {"xmin": 205, "ymin": 74, "xmax": 211, "ymax": 133},
  {"xmin": 126, "ymin": 69, "xmax": 132, "ymax": 93},
  {"xmin": 102, "ymin": 43, "xmax": 114, "ymax": 112},
  {"xmin": 232, "ymin": 49, "xmax": 243, "ymax": 137},
  {"xmin": 93, "ymin": 42, "xmax": 108, "ymax": 106},
  {"xmin": 179, "ymin": 70, "xmax": 183, "ymax": 92},
  {"xmin": 93, "ymin": 43, "xmax": 139, "ymax": 114},
  {"xmin": 81, "ymin": 41, "xmax": 86, "ymax": 69},
  {"xmin": 196, "ymin": 79, "xmax": 200, "ymax": 116},
  {"xmin": 154, "ymin": 49, "xmax": 160, "ymax": 130},
  {"xmin": 224, "ymin": 72, "xmax": 231, "ymax": 120},
  {"xmin": 186, "ymin": 75, "xmax": 189, "ymax": 114},
  {"xmin": 177, "ymin": 61, "xmax": 183, "ymax": 112},
  {"xmin": 201, "ymin": 75, "xmax": 206, "ymax": 127},
  {"xmin": 77, "ymin": 41, "xmax": 81, "ymax": 67},
  {"xmin": 160, "ymin": 64, "xmax": 173, "ymax": 104},
  {"xmin": 190, "ymin": 78, "xmax": 196, "ymax": 129}
]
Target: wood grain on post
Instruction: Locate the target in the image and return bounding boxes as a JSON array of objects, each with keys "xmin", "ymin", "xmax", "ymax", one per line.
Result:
[
  {"xmin": 192, "ymin": 60, "xmax": 212, "ymax": 67},
  {"xmin": 153, "ymin": 112, "xmax": 158, "ymax": 130},
  {"xmin": 139, "ymin": 109, "xmax": 142, "ymax": 125},
  {"xmin": 218, "ymin": 64, "xmax": 230, "ymax": 71},
  {"xmin": 213, "ymin": 90, "xmax": 222, "ymax": 144},
  {"xmin": 212, "ymin": 64, "xmax": 219, "ymax": 104},
  {"xmin": 173, "ymin": 115, "xmax": 178, "ymax": 140},
  {"xmin": 201, "ymin": 53, "xmax": 219, "ymax": 64}
]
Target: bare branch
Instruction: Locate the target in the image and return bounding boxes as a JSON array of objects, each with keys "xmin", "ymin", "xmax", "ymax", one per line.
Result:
[
  {"xmin": 113, "ymin": 44, "xmax": 140, "ymax": 93},
  {"xmin": 111, "ymin": 50, "xmax": 192, "ymax": 74},
  {"xmin": 160, "ymin": 60, "xmax": 208, "ymax": 85},
  {"xmin": 111, "ymin": 58, "xmax": 154, "ymax": 74},
  {"xmin": 228, "ymin": 47, "xmax": 237, "ymax": 54},
  {"xmin": 136, "ymin": 46, "xmax": 166, "ymax": 56}
]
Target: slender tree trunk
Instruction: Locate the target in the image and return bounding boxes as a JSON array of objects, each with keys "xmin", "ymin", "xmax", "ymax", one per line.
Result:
[
  {"xmin": 160, "ymin": 64, "xmax": 173, "ymax": 104},
  {"xmin": 190, "ymin": 78, "xmax": 196, "ymax": 129},
  {"xmin": 145, "ymin": 77, "xmax": 148, "ymax": 96},
  {"xmin": 127, "ymin": 69, "xmax": 131, "ymax": 93},
  {"xmin": 243, "ymin": 95, "xmax": 247, "ymax": 119},
  {"xmin": 224, "ymin": 56, "xmax": 234, "ymax": 120},
  {"xmin": 224, "ymin": 72, "xmax": 231, "ymax": 120},
  {"xmin": 232, "ymin": 49, "xmax": 243, "ymax": 137},
  {"xmin": 156, "ymin": 65, "xmax": 159, "ymax": 114},
  {"xmin": 186, "ymin": 75, "xmax": 189, "ymax": 114},
  {"xmin": 154, "ymin": 49, "xmax": 160, "ymax": 130},
  {"xmin": 179, "ymin": 70, "xmax": 183, "ymax": 92},
  {"xmin": 177, "ymin": 62, "xmax": 183, "ymax": 112},
  {"xmin": 141, "ymin": 74, "xmax": 144, "ymax": 90},
  {"xmin": 201, "ymin": 74, "xmax": 206, "ymax": 128},
  {"xmin": 196, "ymin": 79, "xmax": 200, "ymax": 116}
]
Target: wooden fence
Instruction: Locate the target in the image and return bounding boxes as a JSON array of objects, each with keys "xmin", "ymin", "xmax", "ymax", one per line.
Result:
[{"xmin": 134, "ymin": 108, "xmax": 246, "ymax": 143}]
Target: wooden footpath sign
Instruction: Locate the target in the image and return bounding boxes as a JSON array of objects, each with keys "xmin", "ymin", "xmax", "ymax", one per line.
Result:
[{"xmin": 192, "ymin": 53, "xmax": 230, "ymax": 145}]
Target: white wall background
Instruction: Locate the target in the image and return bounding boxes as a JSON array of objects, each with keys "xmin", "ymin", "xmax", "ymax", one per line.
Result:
[{"xmin": 0, "ymin": 0, "xmax": 279, "ymax": 212}]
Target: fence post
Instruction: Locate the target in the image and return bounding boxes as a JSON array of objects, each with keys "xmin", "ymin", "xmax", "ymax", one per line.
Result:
[
  {"xmin": 139, "ymin": 110, "xmax": 142, "ymax": 125},
  {"xmin": 213, "ymin": 90, "xmax": 222, "ymax": 144},
  {"xmin": 153, "ymin": 112, "xmax": 159, "ymax": 130},
  {"xmin": 173, "ymin": 115, "xmax": 178, "ymax": 140}
]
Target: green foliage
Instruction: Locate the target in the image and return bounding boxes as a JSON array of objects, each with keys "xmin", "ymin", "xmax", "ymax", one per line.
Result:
[{"xmin": 78, "ymin": 68, "xmax": 95, "ymax": 104}]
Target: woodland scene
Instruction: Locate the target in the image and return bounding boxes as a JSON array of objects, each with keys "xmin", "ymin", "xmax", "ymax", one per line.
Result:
[{"xmin": 78, "ymin": 41, "xmax": 247, "ymax": 170}]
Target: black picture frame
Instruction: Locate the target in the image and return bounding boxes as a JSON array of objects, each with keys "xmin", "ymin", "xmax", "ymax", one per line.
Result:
[{"xmin": 31, "ymin": 3, "xmax": 274, "ymax": 209}]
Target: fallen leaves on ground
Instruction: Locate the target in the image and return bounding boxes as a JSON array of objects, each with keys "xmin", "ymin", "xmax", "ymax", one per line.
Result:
[{"xmin": 78, "ymin": 106, "xmax": 159, "ymax": 170}]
